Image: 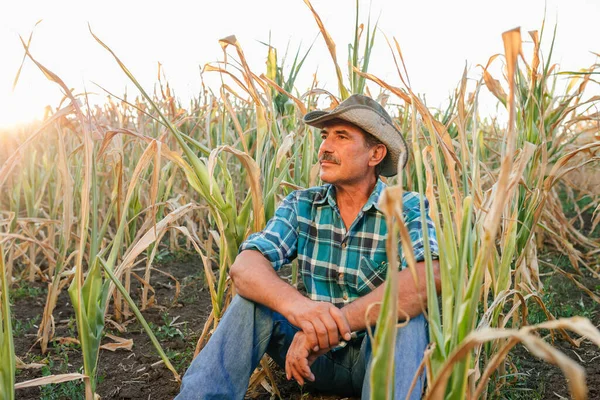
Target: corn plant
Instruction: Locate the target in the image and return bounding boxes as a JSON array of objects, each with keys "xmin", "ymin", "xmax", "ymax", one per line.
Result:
[
  {"xmin": 90, "ymin": 33, "xmax": 259, "ymax": 348},
  {"xmin": 303, "ymin": 0, "xmax": 378, "ymax": 100},
  {"xmin": 14, "ymin": 42, "xmax": 187, "ymax": 399},
  {"xmin": 0, "ymin": 244, "xmax": 15, "ymax": 400},
  {"xmin": 261, "ymin": 37, "xmax": 313, "ymax": 133},
  {"xmin": 368, "ymin": 184, "xmax": 416, "ymax": 399},
  {"xmin": 362, "ymin": 26, "xmax": 600, "ymax": 399},
  {"xmin": 348, "ymin": 0, "xmax": 377, "ymax": 96}
]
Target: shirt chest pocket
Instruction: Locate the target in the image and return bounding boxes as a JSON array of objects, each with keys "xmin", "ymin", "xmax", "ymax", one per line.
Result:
[{"xmin": 351, "ymin": 256, "xmax": 388, "ymax": 296}]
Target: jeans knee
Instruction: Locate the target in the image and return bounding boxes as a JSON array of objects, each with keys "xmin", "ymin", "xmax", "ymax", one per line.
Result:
[
  {"xmin": 225, "ymin": 295, "xmax": 263, "ymax": 317},
  {"xmin": 228, "ymin": 294, "xmax": 255, "ymax": 310},
  {"xmin": 223, "ymin": 295, "xmax": 277, "ymax": 334}
]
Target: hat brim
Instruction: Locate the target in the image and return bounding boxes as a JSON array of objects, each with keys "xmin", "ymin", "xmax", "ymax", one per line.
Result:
[{"xmin": 304, "ymin": 105, "xmax": 408, "ymax": 177}]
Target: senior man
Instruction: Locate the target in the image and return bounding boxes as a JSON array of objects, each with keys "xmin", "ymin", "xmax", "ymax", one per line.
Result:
[{"xmin": 177, "ymin": 94, "xmax": 440, "ymax": 399}]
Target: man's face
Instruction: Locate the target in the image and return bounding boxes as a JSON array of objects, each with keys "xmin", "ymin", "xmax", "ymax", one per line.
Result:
[{"xmin": 318, "ymin": 120, "xmax": 381, "ymax": 185}]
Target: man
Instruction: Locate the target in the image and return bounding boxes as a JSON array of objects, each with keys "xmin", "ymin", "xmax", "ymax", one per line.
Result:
[{"xmin": 177, "ymin": 94, "xmax": 440, "ymax": 399}]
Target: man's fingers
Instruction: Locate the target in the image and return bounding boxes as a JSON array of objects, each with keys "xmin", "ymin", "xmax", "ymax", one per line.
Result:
[
  {"xmin": 323, "ymin": 318, "xmax": 339, "ymax": 347},
  {"xmin": 311, "ymin": 319, "xmax": 330, "ymax": 351},
  {"xmin": 285, "ymin": 352, "xmax": 291, "ymax": 380},
  {"xmin": 293, "ymin": 366, "xmax": 304, "ymax": 385},
  {"xmin": 299, "ymin": 322, "xmax": 319, "ymax": 350},
  {"xmin": 291, "ymin": 358, "xmax": 305, "ymax": 385},
  {"xmin": 287, "ymin": 350, "xmax": 303, "ymax": 383},
  {"xmin": 300, "ymin": 358, "xmax": 314, "ymax": 381},
  {"xmin": 293, "ymin": 357, "xmax": 313, "ymax": 384},
  {"xmin": 287, "ymin": 332, "xmax": 316, "ymax": 385},
  {"xmin": 329, "ymin": 307, "xmax": 352, "ymax": 341},
  {"xmin": 292, "ymin": 366, "xmax": 303, "ymax": 385},
  {"xmin": 294, "ymin": 302, "xmax": 353, "ymax": 350},
  {"xmin": 321, "ymin": 312, "xmax": 341, "ymax": 347}
]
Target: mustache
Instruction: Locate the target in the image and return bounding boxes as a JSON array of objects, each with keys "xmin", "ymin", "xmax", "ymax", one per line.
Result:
[{"xmin": 319, "ymin": 153, "xmax": 340, "ymax": 164}]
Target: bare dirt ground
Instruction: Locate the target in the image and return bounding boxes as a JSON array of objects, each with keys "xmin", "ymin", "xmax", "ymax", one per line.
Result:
[
  {"xmin": 504, "ymin": 267, "xmax": 600, "ymax": 399},
  {"xmin": 11, "ymin": 250, "xmax": 600, "ymax": 400}
]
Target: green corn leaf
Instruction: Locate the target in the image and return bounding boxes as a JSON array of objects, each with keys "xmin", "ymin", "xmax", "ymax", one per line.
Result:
[
  {"xmin": 369, "ymin": 187, "xmax": 401, "ymax": 400},
  {"xmin": 0, "ymin": 245, "xmax": 15, "ymax": 400}
]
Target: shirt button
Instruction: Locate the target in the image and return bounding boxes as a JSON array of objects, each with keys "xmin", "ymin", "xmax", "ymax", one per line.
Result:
[
  {"xmin": 339, "ymin": 272, "xmax": 344, "ymax": 280},
  {"xmin": 343, "ymin": 294, "xmax": 349, "ymax": 301},
  {"xmin": 341, "ymin": 242, "xmax": 347, "ymax": 249}
]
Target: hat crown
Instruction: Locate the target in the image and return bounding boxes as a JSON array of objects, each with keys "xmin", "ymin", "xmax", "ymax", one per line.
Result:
[{"xmin": 336, "ymin": 94, "xmax": 393, "ymax": 124}]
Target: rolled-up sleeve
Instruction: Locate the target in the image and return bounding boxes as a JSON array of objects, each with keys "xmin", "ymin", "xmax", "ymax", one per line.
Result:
[
  {"xmin": 400, "ymin": 193, "xmax": 439, "ymax": 268},
  {"xmin": 239, "ymin": 192, "xmax": 299, "ymax": 270}
]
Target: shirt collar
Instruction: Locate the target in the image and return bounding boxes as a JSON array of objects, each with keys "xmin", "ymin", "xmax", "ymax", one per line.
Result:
[
  {"xmin": 362, "ymin": 179, "xmax": 386, "ymax": 212},
  {"xmin": 313, "ymin": 184, "xmax": 336, "ymax": 207},
  {"xmin": 313, "ymin": 179, "xmax": 386, "ymax": 212}
]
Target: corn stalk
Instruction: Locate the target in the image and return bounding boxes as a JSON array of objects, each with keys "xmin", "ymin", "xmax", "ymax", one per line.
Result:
[{"xmin": 0, "ymin": 244, "xmax": 15, "ymax": 400}]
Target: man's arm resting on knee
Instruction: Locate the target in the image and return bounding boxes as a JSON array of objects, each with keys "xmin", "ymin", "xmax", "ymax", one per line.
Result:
[
  {"xmin": 229, "ymin": 250, "xmax": 306, "ymax": 318},
  {"xmin": 230, "ymin": 250, "xmax": 351, "ymax": 349},
  {"xmin": 341, "ymin": 260, "xmax": 441, "ymax": 332}
]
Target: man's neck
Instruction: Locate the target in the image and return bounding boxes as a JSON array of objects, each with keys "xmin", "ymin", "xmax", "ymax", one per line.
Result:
[{"xmin": 333, "ymin": 175, "xmax": 378, "ymax": 214}]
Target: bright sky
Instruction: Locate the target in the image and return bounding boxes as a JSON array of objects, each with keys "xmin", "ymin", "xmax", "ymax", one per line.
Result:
[{"xmin": 1, "ymin": 0, "xmax": 598, "ymax": 129}]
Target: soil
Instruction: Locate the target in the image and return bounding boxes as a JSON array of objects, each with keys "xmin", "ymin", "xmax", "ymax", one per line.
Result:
[
  {"xmin": 13, "ymin": 254, "xmax": 211, "ymax": 400},
  {"xmin": 12, "ymin": 255, "xmax": 340, "ymax": 400},
  {"xmin": 504, "ymin": 264, "xmax": 600, "ymax": 399},
  {"xmin": 10, "ymin": 251, "xmax": 600, "ymax": 400}
]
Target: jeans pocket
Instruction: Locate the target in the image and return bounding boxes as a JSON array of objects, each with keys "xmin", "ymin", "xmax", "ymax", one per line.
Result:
[{"xmin": 353, "ymin": 256, "xmax": 387, "ymax": 296}]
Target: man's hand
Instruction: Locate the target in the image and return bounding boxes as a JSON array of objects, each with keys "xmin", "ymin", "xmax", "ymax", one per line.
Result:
[
  {"xmin": 285, "ymin": 331, "xmax": 327, "ymax": 385},
  {"xmin": 286, "ymin": 300, "xmax": 351, "ymax": 351}
]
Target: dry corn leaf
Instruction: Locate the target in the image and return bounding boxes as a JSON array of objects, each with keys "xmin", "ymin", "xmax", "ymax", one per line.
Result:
[
  {"xmin": 15, "ymin": 373, "xmax": 86, "ymax": 390},
  {"xmin": 303, "ymin": 0, "xmax": 349, "ymax": 99},
  {"xmin": 300, "ymin": 88, "xmax": 339, "ymax": 107},
  {"xmin": 15, "ymin": 357, "xmax": 45, "ymax": 370},
  {"xmin": 38, "ymin": 282, "xmax": 59, "ymax": 353},
  {"xmin": 482, "ymin": 69, "xmax": 508, "ymax": 104},
  {"xmin": 260, "ymin": 74, "xmax": 307, "ymax": 115},
  {"xmin": 218, "ymin": 35, "xmax": 262, "ymax": 106},
  {"xmin": 194, "ymin": 310, "xmax": 215, "ymax": 357},
  {"xmin": 352, "ymin": 67, "xmax": 411, "ymax": 104},
  {"xmin": 221, "ymin": 88, "xmax": 250, "ymax": 154},
  {"xmin": 529, "ymin": 30, "xmax": 541, "ymax": 82},
  {"xmin": 100, "ymin": 333, "xmax": 133, "ymax": 352},
  {"xmin": 275, "ymin": 132, "xmax": 295, "ymax": 169},
  {"xmin": 112, "ymin": 203, "xmax": 195, "ymax": 283},
  {"xmin": 427, "ymin": 317, "xmax": 599, "ymax": 400},
  {"xmin": 203, "ymin": 64, "xmax": 250, "ymax": 98}
]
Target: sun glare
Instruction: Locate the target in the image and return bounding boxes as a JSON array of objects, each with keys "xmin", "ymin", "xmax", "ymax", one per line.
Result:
[{"xmin": 0, "ymin": 91, "xmax": 46, "ymax": 131}]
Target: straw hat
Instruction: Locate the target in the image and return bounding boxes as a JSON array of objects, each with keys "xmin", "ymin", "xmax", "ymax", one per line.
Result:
[{"xmin": 303, "ymin": 94, "xmax": 408, "ymax": 177}]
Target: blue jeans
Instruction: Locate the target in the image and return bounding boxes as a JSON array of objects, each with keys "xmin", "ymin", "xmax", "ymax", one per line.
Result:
[{"xmin": 176, "ymin": 296, "xmax": 428, "ymax": 399}]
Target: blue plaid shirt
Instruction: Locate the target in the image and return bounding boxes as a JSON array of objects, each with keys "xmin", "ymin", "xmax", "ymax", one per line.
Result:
[{"xmin": 240, "ymin": 179, "xmax": 439, "ymax": 308}]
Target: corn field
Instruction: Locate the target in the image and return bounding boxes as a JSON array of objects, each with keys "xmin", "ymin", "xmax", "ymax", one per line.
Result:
[{"xmin": 1, "ymin": 2, "xmax": 600, "ymax": 399}]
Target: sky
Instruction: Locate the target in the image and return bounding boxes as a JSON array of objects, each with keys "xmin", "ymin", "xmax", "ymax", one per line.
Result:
[{"xmin": 1, "ymin": 0, "xmax": 599, "ymax": 129}]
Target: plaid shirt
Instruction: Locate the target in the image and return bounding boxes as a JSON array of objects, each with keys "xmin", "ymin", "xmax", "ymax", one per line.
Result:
[{"xmin": 240, "ymin": 179, "xmax": 439, "ymax": 308}]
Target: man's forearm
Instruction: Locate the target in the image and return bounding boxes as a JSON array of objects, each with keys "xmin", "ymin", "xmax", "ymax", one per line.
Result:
[
  {"xmin": 341, "ymin": 260, "xmax": 440, "ymax": 332},
  {"xmin": 230, "ymin": 250, "xmax": 352, "ymax": 351},
  {"xmin": 229, "ymin": 250, "xmax": 308, "ymax": 319}
]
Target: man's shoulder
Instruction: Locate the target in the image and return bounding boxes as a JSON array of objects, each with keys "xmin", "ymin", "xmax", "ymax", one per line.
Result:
[
  {"xmin": 401, "ymin": 191, "xmax": 430, "ymax": 221},
  {"xmin": 402, "ymin": 191, "xmax": 425, "ymax": 208}
]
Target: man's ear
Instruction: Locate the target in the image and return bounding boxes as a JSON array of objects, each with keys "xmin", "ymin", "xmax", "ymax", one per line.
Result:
[{"xmin": 369, "ymin": 144, "xmax": 387, "ymax": 167}]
